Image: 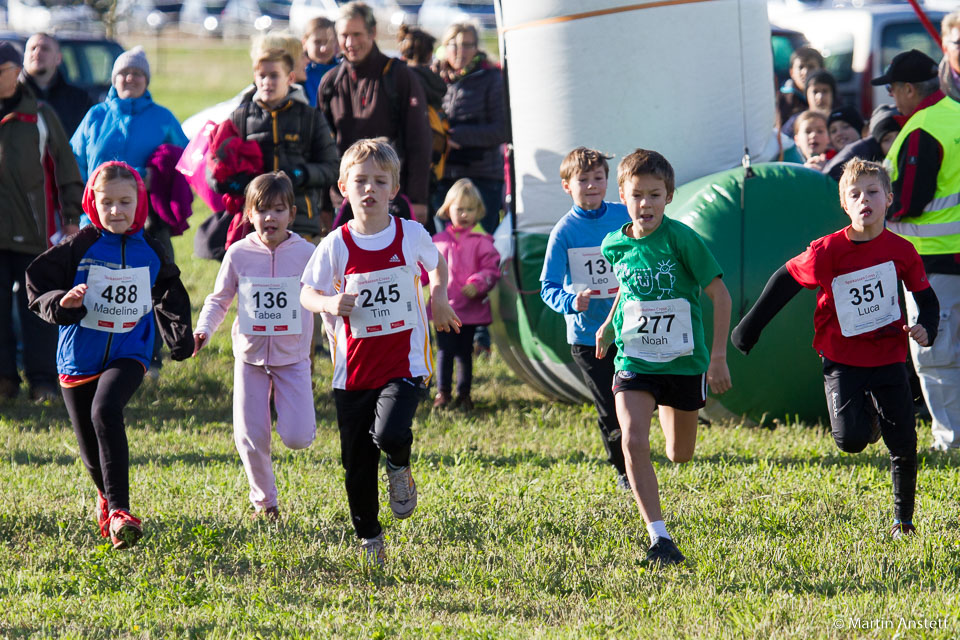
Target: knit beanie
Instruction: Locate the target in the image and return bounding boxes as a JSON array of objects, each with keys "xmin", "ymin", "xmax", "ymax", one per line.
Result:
[
  {"xmin": 827, "ymin": 106, "xmax": 865, "ymax": 134},
  {"xmin": 868, "ymin": 105, "xmax": 901, "ymax": 143},
  {"xmin": 111, "ymin": 46, "xmax": 150, "ymax": 84}
]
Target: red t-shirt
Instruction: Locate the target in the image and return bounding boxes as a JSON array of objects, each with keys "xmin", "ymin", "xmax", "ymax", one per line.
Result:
[{"xmin": 785, "ymin": 227, "xmax": 929, "ymax": 367}]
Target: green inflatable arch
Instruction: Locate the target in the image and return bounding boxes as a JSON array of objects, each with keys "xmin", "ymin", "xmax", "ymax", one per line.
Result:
[{"xmin": 490, "ymin": 162, "xmax": 849, "ymax": 425}]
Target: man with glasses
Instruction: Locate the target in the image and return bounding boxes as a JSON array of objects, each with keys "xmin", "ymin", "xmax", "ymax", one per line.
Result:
[
  {"xmin": 874, "ymin": 49, "xmax": 960, "ymax": 450},
  {"xmin": 0, "ymin": 41, "xmax": 83, "ymax": 402},
  {"xmin": 319, "ymin": 1, "xmax": 432, "ymax": 224},
  {"xmin": 939, "ymin": 11, "xmax": 960, "ymax": 101}
]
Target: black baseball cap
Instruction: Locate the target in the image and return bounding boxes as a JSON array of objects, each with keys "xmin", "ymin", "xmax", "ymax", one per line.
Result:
[{"xmin": 871, "ymin": 49, "xmax": 938, "ymax": 85}]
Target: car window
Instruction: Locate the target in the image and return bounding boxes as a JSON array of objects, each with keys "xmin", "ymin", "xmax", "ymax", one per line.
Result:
[
  {"xmin": 819, "ymin": 34, "xmax": 855, "ymax": 83},
  {"xmin": 80, "ymin": 43, "xmax": 119, "ymax": 86},
  {"xmin": 882, "ymin": 22, "xmax": 942, "ymax": 70},
  {"xmin": 58, "ymin": 45, "xmax": 83, "ymax": 85}
]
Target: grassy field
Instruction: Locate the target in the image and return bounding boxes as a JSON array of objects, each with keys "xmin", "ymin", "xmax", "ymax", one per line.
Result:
[{"xmin": 2, "ymin": 38, "xmax": 960, "ymax": 639}]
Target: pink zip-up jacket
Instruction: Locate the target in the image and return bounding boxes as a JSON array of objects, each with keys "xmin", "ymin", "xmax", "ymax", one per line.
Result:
[
  {"xmin": 196, "ymin": 231, "xmax": 315, "ymax": 366},
  {"xmin": 428, "ymin": 226, "xmax": 501, "ymax": 325}
]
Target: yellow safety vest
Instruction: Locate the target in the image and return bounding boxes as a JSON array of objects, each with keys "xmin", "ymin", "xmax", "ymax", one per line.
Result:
[{"xmin": 886, "ymin": 96, "xmax": 960, "ymax": 255}]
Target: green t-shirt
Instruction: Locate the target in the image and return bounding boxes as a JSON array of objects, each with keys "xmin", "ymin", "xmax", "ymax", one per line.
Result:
[{"xmin": 601, "ymin": 216, "xmax": 723, "ymax": 375}]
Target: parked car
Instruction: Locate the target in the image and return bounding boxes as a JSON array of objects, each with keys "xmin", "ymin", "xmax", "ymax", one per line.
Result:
[
  {"xmin": 768, "ymin": 4, "xmax": 948, "ymax": 115},
  {"xmin": 417, "ymin": 0, "xmax": 496, "ymax": 39},
  {"xmin": 0, "ymin": 30, "xmax": 124, "ymax": 103}
]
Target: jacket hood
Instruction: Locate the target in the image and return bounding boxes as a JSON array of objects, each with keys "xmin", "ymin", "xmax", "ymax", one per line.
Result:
[
  {"xmin": 106, "ymin": 86, "xmax": 155, "ymax": 112},
  {"xmin": 82, "ymin": 161, "xmax": 149, "ymax": 234}
]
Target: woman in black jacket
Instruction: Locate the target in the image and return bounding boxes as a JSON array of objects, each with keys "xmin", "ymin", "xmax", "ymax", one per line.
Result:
[{"xmin": 432, "ymin": 23, "xmax": 507, "ymax": 235}]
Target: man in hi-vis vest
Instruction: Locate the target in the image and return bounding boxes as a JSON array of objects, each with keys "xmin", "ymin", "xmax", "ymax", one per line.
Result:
[{"xmin": 877, "ymin": 49, "xmax": 960, "ymax": 450}]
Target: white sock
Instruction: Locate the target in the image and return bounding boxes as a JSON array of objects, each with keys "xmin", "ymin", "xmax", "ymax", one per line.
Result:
[{"xmin": 647, "ymin": 520, "xmax": 671, "ymax": 544}]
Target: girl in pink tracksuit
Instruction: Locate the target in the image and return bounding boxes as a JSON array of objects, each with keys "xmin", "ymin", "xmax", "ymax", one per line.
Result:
[
  {"xmin": 430, "ymin": 179, "xmax": 501, "ymax": 410},
  {"xmin": 193, "ymin": 172, "xmax": 316, "ymax": 520}
]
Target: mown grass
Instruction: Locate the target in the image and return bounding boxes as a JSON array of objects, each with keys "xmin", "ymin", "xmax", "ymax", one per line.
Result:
[{"xmin": 2, "ymin": 37, "xmax": 960, "ymax": 639}]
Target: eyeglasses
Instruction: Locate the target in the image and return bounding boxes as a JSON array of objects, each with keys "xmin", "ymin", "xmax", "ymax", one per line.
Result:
[
  {"xmin": 446, "ymin": 41, "xmax": 477, "ymax": 50},
  {"xmin": 885, "ymin": 84, "xmax": 893, "ymax": 96}
]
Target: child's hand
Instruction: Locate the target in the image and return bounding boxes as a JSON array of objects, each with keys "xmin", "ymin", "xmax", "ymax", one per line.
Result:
[
  {"xmin": 595, "ymin": 321, "xmax": 614, "ymax": 359},
  {"xmin": 904, "ymin": 323, "xmax": 929, "ymax": 347},
  {"xmin": 574, "ymin": 289, "xmax": 592, "ymax": 312},
  {"xmin": 461, "ymin": 283, "xmax": 478, "ymax": 299},
  {"xmin": 326, "ymin": 293, "xmax": 358, "ymax": 316},
  {"xmin": 192, "ymin": 332, "xmax": 208, "ymax": 356},
  {"xmin": 59, "ymin": 283, "xmax": 87, "ymax": 309},
  {"xmin": 707, "ymin": 356, "xmax": 732, "ymax": 394},
  {"xmin": 432, "ymin": 297, "xmax": 462, "ymax": 333},
  {"xmin": 803, "ymin": 154, "xmax": 827, "ymax": 170}
]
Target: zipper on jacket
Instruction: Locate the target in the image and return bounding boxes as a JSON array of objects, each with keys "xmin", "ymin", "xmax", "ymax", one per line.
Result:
[{"xmin": 99, "ymin": 235, "xmax": 125, "ymax": 370}]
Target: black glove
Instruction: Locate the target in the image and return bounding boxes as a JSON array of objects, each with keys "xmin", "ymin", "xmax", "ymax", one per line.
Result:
[{"xmin": 216, "ymin": 172, "xmax": 255, "ymax": 196}]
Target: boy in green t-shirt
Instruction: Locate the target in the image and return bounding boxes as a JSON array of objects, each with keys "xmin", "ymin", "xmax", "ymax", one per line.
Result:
[{"xmin": 597, "ymin": 149, "xmax": 732, "ymax": 566}]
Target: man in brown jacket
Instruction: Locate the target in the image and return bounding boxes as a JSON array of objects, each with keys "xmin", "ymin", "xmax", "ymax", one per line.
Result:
[
  {"xmin": 0, "ymin": 42, "xmax": 83, "ymax": 401},
  {"xmin": 319, "ymin": 1, "xmax": 432, "ymax": 223}
]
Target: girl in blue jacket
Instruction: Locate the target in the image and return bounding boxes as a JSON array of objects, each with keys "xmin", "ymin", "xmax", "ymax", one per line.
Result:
[{"xmin": 26, "ymin": 161, "xmax": 194, "ymax": 549}]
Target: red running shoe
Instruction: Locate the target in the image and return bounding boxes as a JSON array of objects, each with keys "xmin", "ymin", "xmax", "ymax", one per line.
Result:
[
  {"xmin": 96, "ymin": 490, "xmax": 109, "ymax": 538},
  {"xmin": 108, "ymin": 510, "xmax": 143, "ymax": 549}
]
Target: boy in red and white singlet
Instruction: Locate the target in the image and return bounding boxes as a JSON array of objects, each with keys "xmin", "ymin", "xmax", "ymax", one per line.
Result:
[
  {"xmin": 301, "ymin": 139, "xmax": 461, "ymax": 566},
  {"xmin": 732, "ymin": 158, "xmax": 940, "ymax": 540}
]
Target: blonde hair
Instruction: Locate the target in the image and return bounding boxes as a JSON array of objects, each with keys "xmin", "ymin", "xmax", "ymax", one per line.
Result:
[
  {"xmin": 437, "ymin": 178, "xmax": 485, "ymax": 222},
  {"xmin": 942, "ymin": 11, "xmax": 960, "ymax": 37},
  {"xmin": 838, "ymin": 158, "xmax": 892, "ymax": 201},
  {"xmin": 559, "ymin": 147, "xmax": 612, "ymax": 181},
  {"xmin": 243, "ymin": 172, "xmax": 296, "ymax": 222},
  {"xmin": 794, "ymin": 109, "xmax": 828, "ymax": 133},
  {"xmin": 252, "ymin": 32, "xmax": 300, "ymax": 71},
  {"xmin": 617, "ymin": 149, "xmax": 675, "ymax": 193},
  {"xmin": 339, "ymin": 138, "xmax": 401, "ymax": 187}
]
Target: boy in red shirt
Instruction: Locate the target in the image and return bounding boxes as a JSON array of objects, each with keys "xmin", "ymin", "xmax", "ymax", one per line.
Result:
[{"xmin": 732, "ymin": 158, "xmax": 939, "ymax": 539}]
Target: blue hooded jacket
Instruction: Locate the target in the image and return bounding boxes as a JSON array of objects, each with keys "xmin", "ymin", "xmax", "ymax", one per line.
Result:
[{"xmin": 70, "ymin": 88, "xmax": 188, "ymax": 226}]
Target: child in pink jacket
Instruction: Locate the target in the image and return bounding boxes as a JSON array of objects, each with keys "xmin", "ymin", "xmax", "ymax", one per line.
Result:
[
  {"xmin": 430, "ymin": 179, "xmax": 501, "ymax": 410},
  {"xmin": 193, "ymin": 173, "xmax": 316, "ymax": 520}
]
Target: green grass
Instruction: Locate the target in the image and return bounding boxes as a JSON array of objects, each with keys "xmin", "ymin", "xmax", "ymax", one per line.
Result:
[{"xmin": 3, "ymin": 39, "xmax": 960, "ymax": 639}]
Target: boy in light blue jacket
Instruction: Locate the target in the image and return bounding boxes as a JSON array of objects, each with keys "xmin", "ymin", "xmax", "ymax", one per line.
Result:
[{"xmin": 540, "ymin": 147, "xmax": 631, "ymax": 491}]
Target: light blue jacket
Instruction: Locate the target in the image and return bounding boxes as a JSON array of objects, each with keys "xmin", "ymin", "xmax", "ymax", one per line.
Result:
[
  {"xmin": 70, "ymin": 88, "xmax": 188, "ymax": 226},
  {"xmin": 540, "ymin": 201, "xmax": 631, "ymax": 346}
]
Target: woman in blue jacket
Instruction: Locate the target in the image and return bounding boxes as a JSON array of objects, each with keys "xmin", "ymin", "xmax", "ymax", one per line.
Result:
[{"xmin": 70, "ymin": 47, "xmax": 188, "ymax": 253}]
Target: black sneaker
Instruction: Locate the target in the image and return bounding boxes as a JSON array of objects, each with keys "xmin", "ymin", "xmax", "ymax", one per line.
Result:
[{"xmin": 645, "ymin": 537, "xmax": 686, "ymax": 566}]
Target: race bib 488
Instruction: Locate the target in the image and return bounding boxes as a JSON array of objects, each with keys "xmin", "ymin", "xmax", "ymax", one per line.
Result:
[{"xmin": 80, "ymin": 265, "xmax": 152, "ymax": 333}]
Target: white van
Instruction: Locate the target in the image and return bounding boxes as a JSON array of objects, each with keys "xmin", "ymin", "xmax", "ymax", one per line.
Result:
[{"xmin": 768, "ymin": 4, "xmax": 947, "ymax": 115}]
